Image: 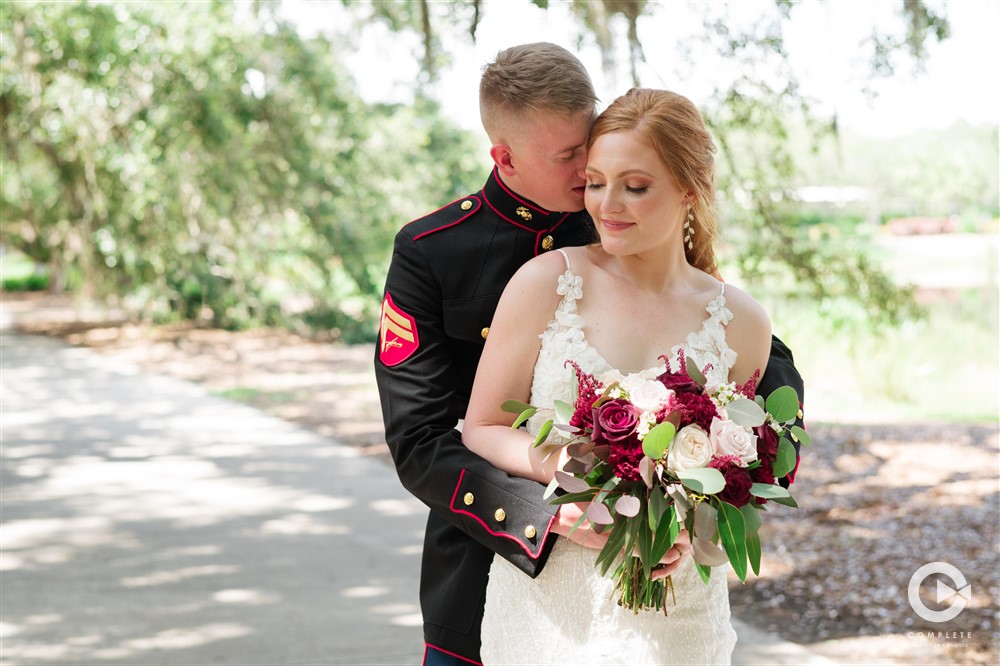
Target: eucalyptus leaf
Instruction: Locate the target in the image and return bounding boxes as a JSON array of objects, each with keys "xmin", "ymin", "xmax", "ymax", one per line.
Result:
[
  {"xmin": 746, "ymin": 530, "xmax": 762, "ymax": 576},
  {"xmin": 511, "ymin": 407, "xmax": 538, "ymax": 430},
  {"xmin": 694, "ymin": 560, "xmax": 712, "ymax": 584},
  {"xmin": 639, "ymin": 455, "xmax": 654, "ymax": 489},
  {"xmin": 749, "ymin": 483, "xmax": 791, "ymax": 499},
  {"xmin": 772, "ymin": 437, "xmax": 797, "ymax": 478},
  {"xmin": 542, "ymin": 476, "xmax": 560, "ymax": 500},
  {"xmin": 553, "ymin": 399, "xmax": 576, "ymax": 424},
  {"xmin": 532, "ymin": 419, "xmax": 554, "ymax": 448},
  {"xmin": 768, "ymin": 495, "xmax": 800, "ymax": 508},
  {"xmin": 552, "ymin": 423, "xmax": 580, "ymax": 434},
  {"xmin": 726, "ymin": 397, "xmax": 766, "ymax": 428},
  {"xmin": 765, "ymin": 386, "xmax": 799, "ymax": 423},
  {"xmin": 791, "ymin": 425, "xmax": 811, "ymax": 447},
  {"xmin": 596, "ymin": 519, "xmax": 629, "ymax": 575},
  {"xmin": 716, "ymin": 500, "xmax": 748, "ymax": 581},
  {"xmin": 692, "ymin": 536, "xmax": 730, "ymax": 567},
  {"xmin": 678, "ymin": 467, "xmax": 726, "ymax": 495},
  {"xmin": 693, "ymin": 503, "xmax": 719, "ymax": 541},
  {"xmin": 648, "ymin": 489, "xmax": 670, "ymax": 531},
  {"xmin": 740, "ymin": 503, "xmax": 762, "ymax": 534},
  {"xmin": 641, "ymin": 421, "xmax": 676, "ymax": 460},
  {"xmin": 615, "ymin": 494, "xmax": 641, "ymax": 517},
  {"xmin": 635, "ymin": 511, "xmax": 654, "ymax": 580},
  {"xmin": 685, "ymin": 355, "xmax": 707, "ymax": 386},
  {"xmin": 554, "ymin": 470, "xmax": 591, "ymax": 494},
  {"xmin": 587, "ymin": 500, "xmax": 614, "ymax": 525},
  {"xmin": 501, "ymin": 399, "xmax": 534, "ymax": 414},
  {"xmin": 550, "ymin": 490, "xmax": 601, "ymax": 505},
  {"xmin": 650, "ymin": 505, "xmax": 678, "ymax": 565},
  {"xmin": 755, "ymin": 395, "xmax": 766, "ymax": 409}
]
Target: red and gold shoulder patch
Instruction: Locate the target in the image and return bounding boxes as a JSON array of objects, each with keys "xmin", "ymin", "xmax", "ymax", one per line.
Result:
[{"xmin": 379, "ymin": 292, "xmax": 420, "ymax": 366}]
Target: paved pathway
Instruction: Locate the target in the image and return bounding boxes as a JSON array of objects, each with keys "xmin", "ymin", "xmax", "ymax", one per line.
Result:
[{"xmin": 1, "ymin": 331, "xmax": 832, "ymax": 665}]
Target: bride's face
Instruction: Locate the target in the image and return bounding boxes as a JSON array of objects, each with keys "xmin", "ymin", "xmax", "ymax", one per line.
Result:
[{"xmin": 584, "ymin": 129, "xmax": 688, "ymax": 258}]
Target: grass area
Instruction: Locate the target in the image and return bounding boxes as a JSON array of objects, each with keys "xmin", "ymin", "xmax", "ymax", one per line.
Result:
[{"xmin": 771, "ymin": 290, "xmax": 999, "ymax": 423}]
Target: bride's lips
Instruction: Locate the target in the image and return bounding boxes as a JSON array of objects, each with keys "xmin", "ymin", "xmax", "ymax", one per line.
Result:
[{"xmin": 600, "ymin": 219, "xmax": 634, "ymax": 231}]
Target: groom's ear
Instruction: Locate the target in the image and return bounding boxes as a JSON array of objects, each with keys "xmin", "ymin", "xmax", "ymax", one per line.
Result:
[{"xmin": 490, "ymin": 144, "xmax": 516, "ymax": 176}]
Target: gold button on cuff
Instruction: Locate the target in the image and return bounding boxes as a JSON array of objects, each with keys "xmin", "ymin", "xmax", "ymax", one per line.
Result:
[
  {"xmin": 480, "ymin": 327, "xmax": 490, "ymax": 340},
  {"xmin": 524, "ymin": 525, "xmax": 537, "ymax": 539},
  {"xmin": 541, "ymin": 235, "xmax": 555, "ymax": 251},
  {"xmin": 463, "ymin": 492, "xmax": 475, "ymax": 506},
  {"xmin": 494, "ymin": 508, "xmax": 506, "ymax": 522},
  {"xmin": 461, "ymin": 200, "xmax": 473, "ymax": 211}
]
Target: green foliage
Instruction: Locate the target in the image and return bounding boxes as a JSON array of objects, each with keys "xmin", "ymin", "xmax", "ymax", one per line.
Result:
[{"xmin": 2, "ymin": 1, "xmax": 481, "ymax": 335}]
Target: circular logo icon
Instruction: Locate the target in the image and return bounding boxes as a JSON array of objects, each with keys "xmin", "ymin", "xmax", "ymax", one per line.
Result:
[{"xmin": 908, "ymin": 562, "xmax": 971, "ymax": 623}]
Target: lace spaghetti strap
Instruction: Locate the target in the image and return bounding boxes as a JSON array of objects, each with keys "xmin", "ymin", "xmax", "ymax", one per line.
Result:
[{"xmin": 555, "ymin": 247, "xmax": 572, "ymax": 271}]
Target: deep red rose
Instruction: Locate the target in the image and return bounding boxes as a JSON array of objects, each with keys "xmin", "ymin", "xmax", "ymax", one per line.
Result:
[
  {"xmin": 596, "ymin": 399, "xmax": 639, "ymax": 443},
  {"xmin": 710, "ymin": 457, "xmax": 753, "ymax": 508},
  {"xmin": 655, "ymin": 369, "xmax": 702, "ymax": 395},
  {"xmin": 749, "ymin": 462, "xmax": 776, "ymax": 505},
  {"xmin": 755, "ymin": 424, "xmax": 780, "ymax": 461}
]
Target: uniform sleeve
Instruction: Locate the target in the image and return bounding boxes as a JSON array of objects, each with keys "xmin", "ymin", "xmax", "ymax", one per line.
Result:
[
  {"xmin": 374, "ymin": 231, "xmax": 559, "ymax": 576},
  {"xmin": 757, "ymin": 334, "xmax": 805, "ymax": 486}
]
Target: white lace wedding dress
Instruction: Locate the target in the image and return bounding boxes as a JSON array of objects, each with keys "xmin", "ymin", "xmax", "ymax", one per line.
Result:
[{"xmin": 481, "ymin": 250, "xmax": 738, "ymax": 665}]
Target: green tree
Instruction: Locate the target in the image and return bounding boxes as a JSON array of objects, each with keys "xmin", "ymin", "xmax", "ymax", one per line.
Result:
[
  {"xmin": 2, "ymin": 0, "xmax": 482, "ymax": 337},
  {"xmin": 352, "ymin": 0, "xmax": 952, "ymax": 326}
]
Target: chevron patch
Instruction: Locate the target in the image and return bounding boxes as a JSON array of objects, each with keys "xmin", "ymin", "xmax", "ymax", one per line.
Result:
[{"xmin": 379, "ymin": 292, "xmax": 419, "ymax": 366}]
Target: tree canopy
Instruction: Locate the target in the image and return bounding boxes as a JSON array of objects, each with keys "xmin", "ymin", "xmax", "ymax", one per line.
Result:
[{"xmin": 1, "ymin": 0, "xmax": 974, "ymax": 339}]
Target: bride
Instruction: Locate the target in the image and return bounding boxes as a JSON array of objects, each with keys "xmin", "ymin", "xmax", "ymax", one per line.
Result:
[{"xmin": 462, "ymin": 88, "xmax": 772, "ymax": 665}]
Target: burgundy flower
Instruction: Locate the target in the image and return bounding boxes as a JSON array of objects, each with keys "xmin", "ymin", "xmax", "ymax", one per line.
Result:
[
  {"xmin": 596, "ymin": 399, "xmax": 639, "ymax": 443},
  {"xmin": 655, "ymin": 369, "xmax": 702, "ymax": 395},
  {"xmin": 608, "ymin": 442, "xmax": 644, "ymax": 481},
  {"xmin": 750, "ymin": 462, "xmax": 776, "ymax": 506},
  {"xmin": 710, "ymin": 457, "xmax": 753, "ymax": 508},
  {"xmin": 566, "ymin": 361, "xmax": 601, "ymax": 430},
  {"xmin": 673, "ymin": 391, "xmax": 718, "ymax": 433},
  {"xmin": 755, "ymin": 424, "xmax": 780, "ymax": 461}
]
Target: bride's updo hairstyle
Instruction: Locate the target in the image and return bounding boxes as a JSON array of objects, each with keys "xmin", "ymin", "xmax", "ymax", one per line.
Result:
[{"xmin": 588, "ymin": 88, "xmax": 718, "ymax": 276}]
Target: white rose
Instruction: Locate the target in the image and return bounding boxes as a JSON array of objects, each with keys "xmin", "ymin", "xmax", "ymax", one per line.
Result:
[
  {"xmin": 628, "ymin": 380, "xmax": 674, "ymax": 414},
  {"xmin": 710, "ymin": 417, "xmax": 758, "ymax": 466},
  {"xmin": 668, "ymin": 425, "xmax": 713, "ymax": 473}
]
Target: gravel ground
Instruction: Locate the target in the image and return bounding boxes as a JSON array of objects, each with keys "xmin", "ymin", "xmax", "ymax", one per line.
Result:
[{"xmin": 7, "ymin": 293, "xmax": 999, "ymax": 665}]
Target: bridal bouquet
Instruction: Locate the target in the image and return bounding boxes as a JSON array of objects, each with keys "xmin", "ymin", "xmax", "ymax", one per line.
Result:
[{"xmin": 503, "ymin": 351, "xmax": 808, "ymax": 613}]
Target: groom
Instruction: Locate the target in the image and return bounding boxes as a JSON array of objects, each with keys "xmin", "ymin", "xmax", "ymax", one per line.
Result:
[{"xmin": 374, "ymin": 43, "xmax": 804, "ymax": 666}]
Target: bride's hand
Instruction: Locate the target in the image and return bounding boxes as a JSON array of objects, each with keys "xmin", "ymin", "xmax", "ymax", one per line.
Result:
[
  {"xmin": 551, "ymin": 502, "xmax": 610, "ymax": 550},
  {"xmin": 651, "ymin": 529, "xmax": 691, "ymax": 580}
]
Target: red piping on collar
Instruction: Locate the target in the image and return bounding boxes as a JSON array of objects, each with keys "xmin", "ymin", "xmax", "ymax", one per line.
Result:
[
  {"xmin": 449, "ymin": 468, "xmax": 555, "ymax": 560},
  {"xmin": 491, "ymin": 168, "xmax": 552, "ymax": 214}
]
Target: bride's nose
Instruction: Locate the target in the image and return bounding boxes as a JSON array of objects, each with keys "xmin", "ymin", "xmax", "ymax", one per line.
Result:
[{"xmin": 600, "ymin": 188, "xmax": 624, "ymax": 214}]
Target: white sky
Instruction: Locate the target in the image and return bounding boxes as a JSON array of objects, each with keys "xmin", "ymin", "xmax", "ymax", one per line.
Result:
[{"xmin": 282, "ymin": 0, "xmax": 999, "ymax": 137}]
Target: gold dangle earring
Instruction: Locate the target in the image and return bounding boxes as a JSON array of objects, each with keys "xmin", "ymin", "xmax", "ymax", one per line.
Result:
[{"xmin": 683, "ymin": 204, "xmax": 695, "ymax": 250}]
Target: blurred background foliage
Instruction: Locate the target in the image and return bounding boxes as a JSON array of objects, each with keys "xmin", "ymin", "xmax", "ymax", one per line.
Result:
[{"xmin": 2, "ymin": 0, "xmax": 997, "ymax": 363}]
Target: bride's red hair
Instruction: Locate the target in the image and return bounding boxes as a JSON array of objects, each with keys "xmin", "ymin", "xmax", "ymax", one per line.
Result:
[{"xmin": 588, "ymin": 88, "xmax": 719, "ymax": 277}]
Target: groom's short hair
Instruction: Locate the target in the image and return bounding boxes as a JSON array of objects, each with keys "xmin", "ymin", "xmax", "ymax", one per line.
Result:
[{"xmin": 479, "ymin": 42, "xmax": 597, "ymax": 143}]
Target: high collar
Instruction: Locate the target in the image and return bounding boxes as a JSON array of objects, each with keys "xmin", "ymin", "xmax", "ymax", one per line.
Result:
[{"xmin": 482, "ymin": 167, "xmax": 569, "ymax": 232}]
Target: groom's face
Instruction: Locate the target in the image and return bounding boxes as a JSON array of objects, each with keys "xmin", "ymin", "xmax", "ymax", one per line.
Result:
[{"xmin": 505, "ymin": 109, "xmax": 592, "ymax": 213}]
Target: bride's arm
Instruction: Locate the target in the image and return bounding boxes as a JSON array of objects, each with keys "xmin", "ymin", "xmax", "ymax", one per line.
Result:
[{"xmin": 463, "ymin": 252, "xmax": 568, "ymax": 484}]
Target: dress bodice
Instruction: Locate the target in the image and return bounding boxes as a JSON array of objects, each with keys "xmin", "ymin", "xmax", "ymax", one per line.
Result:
[
  {"xmin": 482, "ymin": 247, "xmax": 738, "ymax": 665},
  {"xmin": 528, "ymin": 249, "xmax": 736, "ymax": 435}
]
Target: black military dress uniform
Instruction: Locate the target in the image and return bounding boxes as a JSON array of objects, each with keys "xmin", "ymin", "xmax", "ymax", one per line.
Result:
[{"xmin": 374, "ymin": 168, "xmax": 804, "ymax": 665}]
